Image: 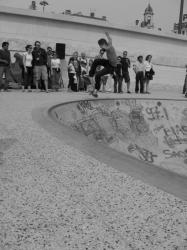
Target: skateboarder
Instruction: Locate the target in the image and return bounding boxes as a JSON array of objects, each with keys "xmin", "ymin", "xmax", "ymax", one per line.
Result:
[{"xmin": 86, "ymin": 32, "xmax": 118, "ymax": 97}]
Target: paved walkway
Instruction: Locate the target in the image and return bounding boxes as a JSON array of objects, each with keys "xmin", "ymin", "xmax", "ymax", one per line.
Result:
[{"xmin": 0, "ymin": 90, "xmax": 187, "ymax": 250}]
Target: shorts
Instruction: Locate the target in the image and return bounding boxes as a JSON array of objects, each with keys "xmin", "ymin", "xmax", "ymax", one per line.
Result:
[
  {"xmin": 122, "ymin": 72, "xmax": 130, "ymax": 83},
  {"xmin": 34, "ymin": 65, "xmax": 48, "ymax": 81}
]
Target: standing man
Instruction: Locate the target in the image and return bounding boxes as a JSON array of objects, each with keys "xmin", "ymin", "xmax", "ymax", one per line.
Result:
[
  {"xmin": 133, "ymin": 55, "xmax": 145, "ymax": 94},
  {"xmin": 0, "ymin": 42, "xmax": 11, "ymax": 91},
  {"xmin": 32, "ymin": 41, "xmax": 48, "ymax": 92},
  {"xmin": 46, "ymin": 46, "xmax": 53, "ymax": 88},
  {"xmin": 121, "ymin": 51, "xmax": 131, "ymax": 93}
]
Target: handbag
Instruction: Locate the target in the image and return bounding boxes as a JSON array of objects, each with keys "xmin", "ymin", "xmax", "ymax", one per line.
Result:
[{"xmin": 150, "ymin": 67, "xmax": 155, "ymax": 76}]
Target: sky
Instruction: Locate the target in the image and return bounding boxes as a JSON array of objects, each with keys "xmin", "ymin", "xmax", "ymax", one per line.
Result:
[{"xmin": 0, "ymin": 0, "xmax": 187, "ymax": 32}]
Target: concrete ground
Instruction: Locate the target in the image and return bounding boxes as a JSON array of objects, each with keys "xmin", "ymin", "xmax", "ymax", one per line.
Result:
[{"xmin": 0, "ymin": 89, "xmax": 187, "ymax": 250}]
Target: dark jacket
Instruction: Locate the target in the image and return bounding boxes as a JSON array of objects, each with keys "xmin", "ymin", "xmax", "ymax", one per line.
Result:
[
  {"xmin": 116, "ymin": 63, "xmax": 122, "ymax": 77},
  {"xmin": 0, "ymin": 49, "xmax": 11, "ymax": 66},
  {"xmin": 121, "ymin": 57, "xmax": 130, "ymax": 73},
  {"xmin": 32, "ymin": 47, "xmax": 47, "ymax": 66}
]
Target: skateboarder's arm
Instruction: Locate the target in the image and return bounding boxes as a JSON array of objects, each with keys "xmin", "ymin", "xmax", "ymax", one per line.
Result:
[{"xmin": 105, "ymin": 32, "xmax": 112, "ymax": 46}]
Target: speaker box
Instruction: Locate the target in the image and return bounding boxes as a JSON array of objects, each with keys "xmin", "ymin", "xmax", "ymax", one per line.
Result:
[{"xmin": 56, "ymin": 43, "xmax": 66, "ymax": 59}]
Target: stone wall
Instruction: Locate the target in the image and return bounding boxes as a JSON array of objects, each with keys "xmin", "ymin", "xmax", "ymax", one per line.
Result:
[{"xmin": 1, "ymin": 6, "xmax": 187, "ymax": 68}]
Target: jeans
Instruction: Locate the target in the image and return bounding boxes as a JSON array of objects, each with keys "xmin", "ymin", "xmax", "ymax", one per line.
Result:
[
  {"xmin": 135, "ymin": 71, "xmax": 144, "ymax": 93},
  {"xmin": 114, "ymin": 75, "xmax": 123, "ymax": 93},
  {"xmin": 23, "ymin": 67, "xmax": 33, "ymax": 88}
]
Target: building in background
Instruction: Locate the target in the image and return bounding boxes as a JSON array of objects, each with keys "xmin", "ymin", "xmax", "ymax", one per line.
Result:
[
  {"xmin": 29, "ymin": 1, "xmax": 37, "ymax": 10},
  {"xmin": 62, "ymin": 9, "xmax": 107, "ymax": 22},
  {"xmin": 140, "ymin": 3, "xmax": 154, "ymax": 29},
  {"xmin": 173, "ymin": 14, "xmax": 187, "ymax": 35}
]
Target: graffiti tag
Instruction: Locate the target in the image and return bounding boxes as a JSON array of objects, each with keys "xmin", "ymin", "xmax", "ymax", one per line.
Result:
[
  {"xmin": 163, "ymin": 125, "xmax": 187, "ymax": 148},
  {"xmin": 128, "ymin": 144, "xmax": 157, "ymax": 163},
  {"xmin": 163, "ymin": 149, "xmax": 187, "ymax": 160},
  {"xmin": 145, "ymin": 102, "xmax": 169, "ymax": 121}
]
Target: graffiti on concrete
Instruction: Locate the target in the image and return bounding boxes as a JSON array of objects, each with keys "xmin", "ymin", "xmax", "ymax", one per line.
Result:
[
  {"xmin": 163, "ymin": 149, "xmax": 187, "ymax": 160},
  {"xmin": 129, "ymin": 106, "xmax": 150, "ymax": 135},
  {"xmin": 163, "ymin": 125, "xmax": 187, "ymax": 148},
  {"xmin": 128, "ymin": 143, "xmax": 158, "ymax": 163},
  {"xmin": 145, "ymin": 101, "xmax": 169, "ymax": 121},
  {"xmin": 53, "ymin": 99, "xmax": 187, "ymax": 175}
]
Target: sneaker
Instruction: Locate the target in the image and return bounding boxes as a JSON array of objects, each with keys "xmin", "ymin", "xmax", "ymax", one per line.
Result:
[
  {"xmin": 127, "ymin": 91, "xmax": 131, "ymax": 94},
  {"xmin": 92, "ymin": 90, "xmax": 98, "ymax": 98}
]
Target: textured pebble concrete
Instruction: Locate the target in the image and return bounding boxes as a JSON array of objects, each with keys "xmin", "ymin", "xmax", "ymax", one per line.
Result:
[{"xmin": 0, "ymin": 89, "xmax": 187, "ymax": 250}]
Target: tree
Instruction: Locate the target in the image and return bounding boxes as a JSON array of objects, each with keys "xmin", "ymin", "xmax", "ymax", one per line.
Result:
[{"xmin": 40, "ymin": 0, "xmax": 49, "ymax": 12}]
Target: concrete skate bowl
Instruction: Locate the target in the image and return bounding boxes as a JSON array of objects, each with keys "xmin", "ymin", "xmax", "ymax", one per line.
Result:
[{"xmin": 49, "ymin": 98, "xmax": 187, "ymax": 178}]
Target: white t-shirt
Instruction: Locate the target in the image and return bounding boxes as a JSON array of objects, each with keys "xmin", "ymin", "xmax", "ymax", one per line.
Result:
[
  {"xmin": 51, "ymin": 58, "xmax": 61, "ymax": 69},
  {"xmin": 68, "ymin": 63, "xmax": 76, "ymax": 74},
  {"xmin": 144, "ymin": 61, "xmax": 152, "ymax": 72},
  {"xmin": 23, "ymin": 52, "xmax": 33, "ymax": 67}
]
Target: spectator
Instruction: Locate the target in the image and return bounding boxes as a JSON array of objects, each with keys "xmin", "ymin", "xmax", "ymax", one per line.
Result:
[
  {"xmin": 47, "ymin": 46, "xmax": 53, "ymax": 88},
  {"xmin": 80, "ymin": 60, "xmax": 88, "ymax": 91},
  {"xmin": 50, "ymin": 51, "xmax": 61, "ymax": 91},
  {"xmin": 114, "ymin": 56, "xmax": 123, "ymax": 93},
  {"xmin": 88, "ymin": 59, "xmax": 94, "ymax": 72},
  {"xmin": 68, "ymin": 57, "xmax": 77, "ymax": 92},
  {"xmin": 95, "ymin": 49, "xmax": 108, "ymax": 92},
  {"xmin": 183, "ymin": 64, "xmax": 187, "ymax": 97},
  {"xmin": 32, "ymin": 41, "xmax": 48, "ymax": 92},
  {"xmin": 121, "ymin": 51, "xmax": 131, "ymax": 93},
  {"xmin": 80, "ymin": 52, "xmax": 88, "ymax": 67},
  {"xmin": 72, "ymin": 51, "xmax": 81, "ymax": 90},
  {"xmin": 85, "ymin": 59, "xmax": 94, "ymax": 92},
  {"xmin": 0, "ymin": 41, "xmax": 11, "ymax": 91},
  {"xmin": 22, "ymin": 44, "xmax": 33, "ymax": 92},
  {"xmin": 144, "ymin": 54, "xmax": 154, "ymax": 94},
  {"xmin": 133, "ymin": 55, "xmax": 145, "ymax": 93}
]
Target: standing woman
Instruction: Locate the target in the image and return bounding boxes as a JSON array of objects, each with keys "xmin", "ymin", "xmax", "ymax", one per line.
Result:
[
  {"xmin": 144, "ymin": 55, "xmax": 154, "ymax": 94},
  {"xmin": 133, "ymin": 55, "xmax": 145, "ymax": 94},
  {"xmin": 68, "ymin": 57, "xmax": 77, "ymax": 92},
  {"xmin": 50, "ymin": 51, "xmax": 61, "ymax": 91},
  {"xmin": 72, "ymin": 51, "xmax": 81, "ymax": 91},
  {"xmin": 22, "ymin": 45, "xmax": 33, "ymax": 91}
]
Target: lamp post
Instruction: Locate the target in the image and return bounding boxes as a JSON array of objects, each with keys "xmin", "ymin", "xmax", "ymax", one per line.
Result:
[{"xmin": 178, "ymin": 0, "xmax": 184, "ymax": 34}]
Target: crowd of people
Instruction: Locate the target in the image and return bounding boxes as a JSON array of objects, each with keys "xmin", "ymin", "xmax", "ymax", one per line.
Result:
[
  {"xmin": 0, "ymin": 41, "xmax": 63, "ymax": 93},
  {"xmin": 0, "ymin": 36, "xmax": 186, "ymax": 98},
  {"xmin": 67, "ymin": 33, "xmax": 155, "ymax": 97}
]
